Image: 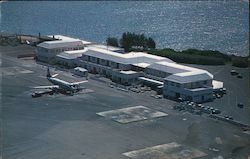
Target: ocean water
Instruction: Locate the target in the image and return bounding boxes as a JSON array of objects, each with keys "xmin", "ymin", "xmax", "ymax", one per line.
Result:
[{"xmin": 0, "ymin": 1, "xmax": 249, "ymax": 56}]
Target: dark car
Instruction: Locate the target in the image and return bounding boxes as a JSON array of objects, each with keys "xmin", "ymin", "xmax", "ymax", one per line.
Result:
[
  {"xmin": 212, "ymin": 109, "xmax": 221, "ymax": 114},
  {"xmin": 237, "ymin": 103, "xmax": 244, "ymax": 108},
  {"xmin": 230, "ymin": 69, "xmax": 238, "ymax": 75},
  {"xmin": 224, "ymin": 115, "xmax": 233, "ymax": 120},
  {"xmin": 216, "ymin": 94, "xmax": 222, "ymax": 98},
  {"xmin": 237, "ymin": 74, "xmax": 243, "ymax": 79},
  {"xmin": 220, "ymin": 88, "xmax": 227, "ymax": 94},
  {"xmin": 31, "ymin": 92, "xmax": 42, "ymax": 98}
]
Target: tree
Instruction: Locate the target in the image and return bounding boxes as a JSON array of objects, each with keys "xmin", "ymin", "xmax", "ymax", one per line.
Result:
[
  {"xmin": 106, "ymin": 37, "xmax": 119, "ymax": 47},
  {"xmin": 118, "ymin": 32, "xmax": 156, "ymax": 52},
  {"xmin": 147, "ymin": 37, "xmax": 156, "ymax": 49},
  {"xmin": 120, "ymin": 32, "xmax": 133, "ymax": 52}
]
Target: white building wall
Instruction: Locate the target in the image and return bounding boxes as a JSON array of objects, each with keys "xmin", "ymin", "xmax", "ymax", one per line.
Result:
[
  {"xmin": 36, "ymin": 42, "xmax": 85, "ymax": 63},
  {"xmin": 163, "ymin": 80, "xmax": 213, "ymax": 103},
  {"xmin": 145, "ymin": 68, "xmax": 169, "ymax": 78}
]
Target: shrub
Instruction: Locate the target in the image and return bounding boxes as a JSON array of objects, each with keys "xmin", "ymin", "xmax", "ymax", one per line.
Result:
[
  {"xmin": 232, "ymin": 57, "xmax": 249, "ymax": 68},
  {"xmin": 149, "ymin": 48, "xmax": 226, "ymax": 65}
]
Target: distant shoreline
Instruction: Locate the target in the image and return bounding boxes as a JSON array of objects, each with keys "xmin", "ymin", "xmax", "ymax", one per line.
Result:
[{"xmin": 147, "ymin": 48, "xmax": 249, "ymax": 68}]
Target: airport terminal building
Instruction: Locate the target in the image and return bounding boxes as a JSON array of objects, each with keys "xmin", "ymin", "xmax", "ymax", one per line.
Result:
[
  {"xmin": 36, "ymin": 35, "xmax": 223, "ymax": 103},
  {"xmin": 36, "ymin": 35, "xmax": 90, "ymax": 63}
]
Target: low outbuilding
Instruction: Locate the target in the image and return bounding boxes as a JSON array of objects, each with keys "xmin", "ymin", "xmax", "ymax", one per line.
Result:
[
  {"xmin": 73, "ymin": 67, "xmax": 88, "ymax": 77},
  {"xmin": 112, "ymin": 70, "xmax": 142, "ymax": 86}
]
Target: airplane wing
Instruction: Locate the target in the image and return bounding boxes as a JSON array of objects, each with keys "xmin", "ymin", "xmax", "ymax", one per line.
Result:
[
  {"xmin": 33, "ymin": 85, "xmax": 59, "ymax": 89},
  {"xmin": 70, "ymin": 80, "xmax": 88, "ymax": 85},
  {"xmin": 51, "ymin": 74, "xmax": 59, "ymax": 78}
]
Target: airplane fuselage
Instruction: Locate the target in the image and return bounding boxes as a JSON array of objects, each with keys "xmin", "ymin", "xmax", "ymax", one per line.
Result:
[{"xmin": 48, "ymin": 77, "xmax": 76, "ymax": 92}]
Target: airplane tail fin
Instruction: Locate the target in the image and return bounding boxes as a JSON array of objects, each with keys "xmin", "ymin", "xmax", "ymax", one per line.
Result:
[{"xmin": 47, "ymin": 67, "xmax": 51, "ymax": 78}]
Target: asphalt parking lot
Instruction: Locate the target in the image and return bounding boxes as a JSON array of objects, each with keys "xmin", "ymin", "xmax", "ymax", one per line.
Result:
[
  {"xmin": 185, "ymin": 63, "xmax": 250, "ymax": 124},
  {"xmin": 1, "ymin": 45, "xmax": 249, "ymax": 159}
]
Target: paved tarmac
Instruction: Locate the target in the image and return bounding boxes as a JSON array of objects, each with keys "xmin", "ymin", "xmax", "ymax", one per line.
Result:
[{"xmin": 1, "ymin": 45, "xmax": 249, "ymax": 159}]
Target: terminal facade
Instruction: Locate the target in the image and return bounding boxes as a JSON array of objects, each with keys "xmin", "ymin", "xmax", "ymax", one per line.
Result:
[{"xmin": 36, "ymin": 35, "xmax": 223, "ymax": 103}]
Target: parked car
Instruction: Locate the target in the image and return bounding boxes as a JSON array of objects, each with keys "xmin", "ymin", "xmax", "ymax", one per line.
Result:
[
  {"xmin": 212, "ymin": 109, "xmax": 221, "ymax": 114},
  {"xmin": 197, "ymin": 104, "xmax": 203, "ymax": 109},
  {"xmin": 230, "ymin": 69, "xmax": 238, "ymax": 75},
  {"xmin": 224, "ymin": 115, "xmax": 233, "ymax": 120},
  {"xmin": 219, "ymin": 88, "xmax": 227, "ymax": 94},
  {"xmin": 213, "ymin": 94, "xmax": 217, "ymax": 99},
  {"xmin": 237, "ymin": 103, "xmax": 244, "ymax": 108},
  {"xmin": 216, "ymin": 94, "xmax": 222, "ymax": 98},
  {"xmin": 203, "ymin": 107, "xmax": 211, "ymax": 114},
  {"xmin": 209, "ymin": 107, "xmax": 214, "ymax": 111},
  {"xmin": 31, "ymin": 92, "xmax": 42, "ymax": 98},
  {"xmin": 237, "ymin": 74, "xmax": 243, "ymax": 79},
  {"xmin": 155, "ymin": 95, "xmax": 163, "ymax": 99}
]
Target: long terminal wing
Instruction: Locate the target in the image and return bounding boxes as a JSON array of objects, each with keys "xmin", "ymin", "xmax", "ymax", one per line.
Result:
[
  {"xmin": 70, "ymin": 80, "xmax": 88, "ymax": 85},
  {"xmin": 33, "ymin": 85, "xmax": 59, "ymax": 89}
]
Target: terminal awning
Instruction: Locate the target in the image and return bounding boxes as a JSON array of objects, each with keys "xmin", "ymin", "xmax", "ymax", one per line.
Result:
[
  {"xmin": 74, "ymin": 67, "xmax": 88, "ymax": 72},
  {"xmin": 139, "ymin": 77, "xmax": 163, "ymax": 86}
]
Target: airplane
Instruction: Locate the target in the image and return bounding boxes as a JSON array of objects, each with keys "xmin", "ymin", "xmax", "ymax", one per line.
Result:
[{"xmin": 32, "ymin": 67, "xmax": 88, "ymax": 97}]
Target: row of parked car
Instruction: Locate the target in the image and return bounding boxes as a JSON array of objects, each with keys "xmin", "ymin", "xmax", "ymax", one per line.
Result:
[
  {"xmin": 231, "ymin": 70, "xmax": 245, "ymax": 109},
  {"xmin": 173, "ymin": 101, "xmax": 221, "ymax": 115},
  {"xmin": 230, "ymin": 69, "xmax": 243, "ymax": 78},
  {"xmin": 213, "ymin": 87, "xmax": 226, "ymax": 99}
]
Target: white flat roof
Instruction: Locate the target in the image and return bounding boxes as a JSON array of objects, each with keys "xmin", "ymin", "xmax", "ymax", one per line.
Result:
[
  {"xmin": 165, "ymin": 70, "xmax": 213, "ymax": 83},
  {"xmin": 174, "ymin": 70, "xmax": 213, "ymax": 78},
  {"xmin": 85, "ymin": 46, "xmax": 174, "ymax": 65},
  {"xmin": 48, "ymin": 35, "xmax": 91, "ymax": 44},
  {"xmin": 37, "ymin": 35, "xmax": 91, "ymax": 49},
  {"xmin": 148, "ymin": 61, "xmax": 200, "ymax": 74}
]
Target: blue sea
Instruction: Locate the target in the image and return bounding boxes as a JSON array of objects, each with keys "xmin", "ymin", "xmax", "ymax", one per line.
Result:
[{"xmin": 0, "ymin": 1, "xmax": 249, "ymax": 56}]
